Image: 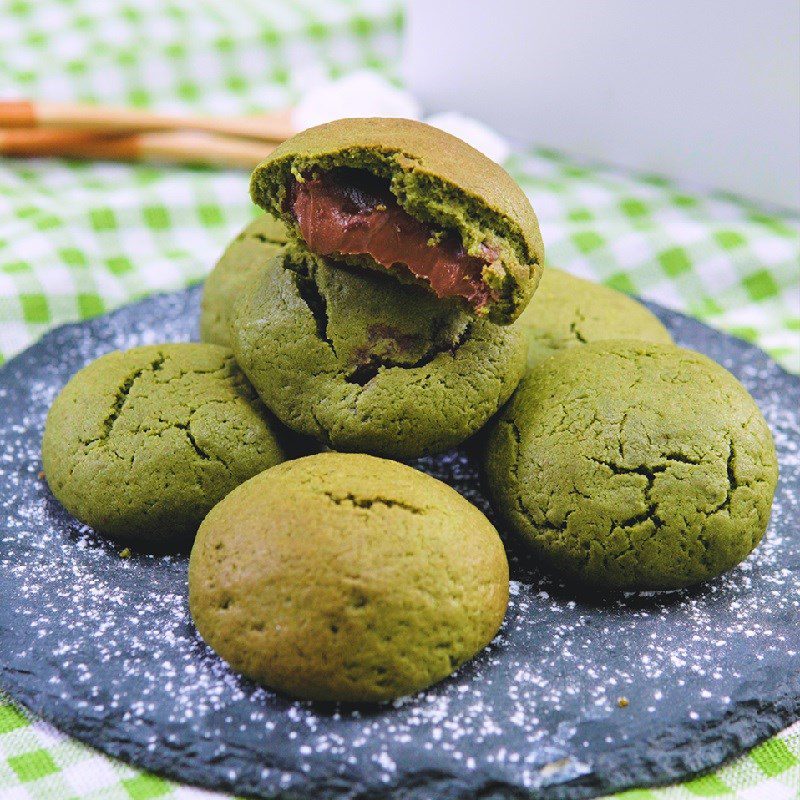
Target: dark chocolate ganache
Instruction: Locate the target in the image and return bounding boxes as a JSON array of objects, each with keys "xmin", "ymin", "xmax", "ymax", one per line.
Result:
[{"xmin": 290, "ymin": 168, "xmax": 496, "ymax": 310}]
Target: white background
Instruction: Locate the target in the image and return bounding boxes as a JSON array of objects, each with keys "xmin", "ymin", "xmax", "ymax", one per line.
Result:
[{"xmin": 404, "ymin": 0, "xmax": 800, "ymax": 211}]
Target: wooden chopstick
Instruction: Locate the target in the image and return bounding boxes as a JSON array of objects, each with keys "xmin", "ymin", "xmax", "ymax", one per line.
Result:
[
  {"xmin": 0, "ymin": 100, "xmax": 295, "ymax": 143},
  {"xmin": 0, "ymin": 128, "xmax": 275, "ymax": 169}
]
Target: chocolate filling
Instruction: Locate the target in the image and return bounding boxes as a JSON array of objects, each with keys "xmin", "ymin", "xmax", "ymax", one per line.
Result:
[{"xmin": 289, "ymin": 168, "xmax": 496, "ymax": 310}]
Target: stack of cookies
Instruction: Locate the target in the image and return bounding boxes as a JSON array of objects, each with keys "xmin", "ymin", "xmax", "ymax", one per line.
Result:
[
  {"xmin": 206, "ymin": 118, "xmax": 542, "ymax": 460},
  {"xmin": 43, "ymin": 119, "xmax": 778, "ymax": 702}
]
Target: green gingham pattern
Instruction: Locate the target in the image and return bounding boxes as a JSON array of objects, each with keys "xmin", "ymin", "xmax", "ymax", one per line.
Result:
[
  {"xmin": 506, "ymin": 152, "xmax": 799, "ymax": 372},
  {"xmin": 0, "ymin": 1, "xmax": 798, "ymax": 798}
]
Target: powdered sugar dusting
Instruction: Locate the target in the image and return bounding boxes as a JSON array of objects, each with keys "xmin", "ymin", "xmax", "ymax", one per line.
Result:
[{"xmin": 0, "ymin": 288, "xmax": 798, "ymax": 800}]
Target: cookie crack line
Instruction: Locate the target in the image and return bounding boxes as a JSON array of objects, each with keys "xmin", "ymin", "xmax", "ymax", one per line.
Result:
[
  {"xmin": 100, "ymin": 353, "xmax": 165, "ymax": 440},
  {"xmin": 501, "ymin": 419, "xmax": 581, "ymax": 535},
  {"xmin": 503, "ymin": 417, "xmax": 534, "ymax": 525},
  {"xmin": 174, "ymin": 422, "xmax": 210, "ymax": 461},
  {"xmin": 321, "ymin": 490, "xmax": 424, "ymax": 515},
  {"xmin": 707, "ymin": 436, "xmax": 738, "ymax": 517},
  {"xmin": 519, "ymin": 452, "xmax": 674, "ymax": 539},
  {"xmin": 346, "ymin": 321, "xmax": 474, "ymax": 386},
  {"xmin": 587, "ymin": 454, "xmax": 701, "ymax": 477},
  {"xmin": 292, "ymin": 269, "xmax": 336, "ymax": 356},
  {"xmin": 568, "ymin": 307, "xmax": 588, "ymax": 344},
  {"xmin": 250, "ymin": 232, "xmax": 285, "ymax": 245},
  {"xmin": 587, "ymin": 456, "xmax": 677, "ymax": 531},
  {"xmin": 309, "ymin": 406, "xmax": 333, "ymax": 447}
]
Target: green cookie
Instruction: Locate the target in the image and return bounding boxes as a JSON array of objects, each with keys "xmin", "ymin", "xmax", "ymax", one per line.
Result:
[
  {"xmin": 518, "ymin": 267, "xmax": 672, "ymax": 367},
  {"xmin": 43, "ymin": 343, "xmax": 287, "ymax": 549},
  {"xmin": 485, "ymin": 341, "xmax": 778, "ymax": 590},
  {"xmin": 250, "ymin": 118, "xmax": 544, "ymax": 324},
  {"xmin": 189, "ymin": 452, "xmax": 509, "ymax": 702},
  {"xmin": 231, "ymin": 244, "xmax": 528, "ymax": 459},
  {"xmin": 200, "ymin": 214, "xmax": 288, "ymax": 347}
]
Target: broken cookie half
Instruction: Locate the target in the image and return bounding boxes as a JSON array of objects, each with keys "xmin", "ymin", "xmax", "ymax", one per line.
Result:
[{"xmin": 249, "ymin": 118, "xmax": 544, "ymax": 324}]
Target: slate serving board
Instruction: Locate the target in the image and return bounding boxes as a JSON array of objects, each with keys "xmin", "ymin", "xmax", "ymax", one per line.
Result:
[{"xmin": 0, "ymin": 285, "xmax": 798, "ymax": 800}]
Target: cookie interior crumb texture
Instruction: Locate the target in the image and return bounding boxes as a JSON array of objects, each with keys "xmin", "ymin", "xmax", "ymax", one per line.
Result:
[
  {"xmin": 250, "ymin": 118, "xmax": 544, "ymax": 323},
  {"xmin": 189, "ymin": 452, "xmax": 510, "ymax": 702},
  {"xmin": 42, "ymin": 342, "xmax": 287, "ymax": 549},
  {"xmin": 485, "ymin": 340, "xmax": 779, "ymax": 590}
]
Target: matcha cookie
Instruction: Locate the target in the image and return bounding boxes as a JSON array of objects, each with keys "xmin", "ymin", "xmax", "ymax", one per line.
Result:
[
  {"xmin": 43, "ymin": 343, "xmax": 287, "ymax": 549},
  {"xmin": 200, "ymin": 214, "xmax": 288, "ymax": 346},
  {"xmin": 518, "ymin": 267, "xmax": 672, "ymax": 367},
  {"xmin": 485, "ymin": 341, "xmax": 778, "ymax": 590},
  {"xmin": 250, "ymin": 118, "xmax": 544, "ymax": 323},
  {"xmin": 231, "ymin": 245, "xmax": 528, "ymax": 459},
  {"xmin": 189, "ymin": 452, "xmax": 509, "ymax": 701}
]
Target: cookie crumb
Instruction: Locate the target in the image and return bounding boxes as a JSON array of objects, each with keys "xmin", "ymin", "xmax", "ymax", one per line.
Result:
[
  {"xmin": 119, "ymin": 548, "xmax": 132, "ymax": 559},
  {"xmin": 617, "ymin": 696, "xmax": 629, "ymax": 708}
]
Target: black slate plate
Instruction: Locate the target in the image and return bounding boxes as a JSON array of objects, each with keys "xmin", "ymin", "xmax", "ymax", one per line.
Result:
[{"xmin": 0, "ymin": 285, "xmax": 798, "ymax": 800}]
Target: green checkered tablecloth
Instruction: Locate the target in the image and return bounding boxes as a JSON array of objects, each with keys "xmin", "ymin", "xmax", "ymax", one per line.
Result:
[{"xmin": 0, "ymin": 1, "xmax": 798, "ymax": 799}]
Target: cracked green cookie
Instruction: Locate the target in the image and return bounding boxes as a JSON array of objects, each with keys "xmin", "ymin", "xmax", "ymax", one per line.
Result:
[
  {"xmin": 200, "ymin": 214, "xmax": 288, "ymax": 347},
  {"xmin": 230, "ymin": 244, "xmax": 528, "ymax": 459},
  {"xmin": 42, "ymin": 343, "xmax": 287, "ymax": 549},
  {"xmin": 250, "ymin": 117, "xmax": 544, "ymax": 323},
  {"xmin": 189, "ymin": 452, "xmax": 509, "ymax": 701},
  {"xmin": 485, "ymin": 341, "xmax": 778, "ymax": 590},
  {"xmin": 518, "ymin": 267, "xmax": 672, "ymax": 367}
]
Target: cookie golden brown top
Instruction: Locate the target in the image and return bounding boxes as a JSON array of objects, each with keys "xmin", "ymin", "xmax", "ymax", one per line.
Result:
[{"xmin": 250, "ymin": 118, "xmax": 544, "ymax": 323}]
